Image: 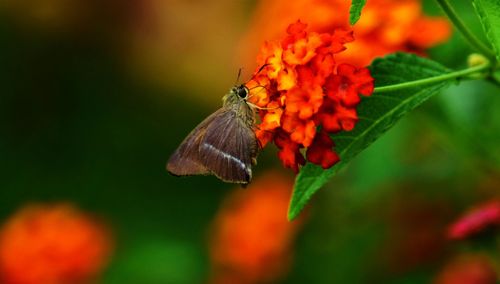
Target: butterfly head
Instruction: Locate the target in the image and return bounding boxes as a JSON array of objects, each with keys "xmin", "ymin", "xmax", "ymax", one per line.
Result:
[
  {"xmin": 232, "ymin": 84, "xmax": 249, "ymax": 100},
  {"xmin": 224, "ymin": 84, "xmax": 250, "ymax": 106}
]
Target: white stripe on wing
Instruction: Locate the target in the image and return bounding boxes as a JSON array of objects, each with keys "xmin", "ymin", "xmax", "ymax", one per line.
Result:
[{"xmin": 202, "ymin": 143, "xmax": 251, "ymax": 176}]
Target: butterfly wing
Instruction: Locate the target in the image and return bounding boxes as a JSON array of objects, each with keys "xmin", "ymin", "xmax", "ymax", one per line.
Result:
[
  {"xmin": 166, "ymin": 108, "xmax": 227, "ymax": 176},
  {"xmin": 199, "ymin": 107, "xmax": 258, "ymax": 184}
]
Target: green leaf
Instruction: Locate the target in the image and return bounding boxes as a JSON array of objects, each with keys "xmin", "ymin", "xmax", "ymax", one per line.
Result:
[
  {"xmin": 473, "ymin": 0, "xmax": 500, "ymax": 61},
  {"xmin": 349, "ymin": 0, "xmax": 367, "ymax": 25},
  {"xmin": 494, "ymin": 70, "xmax": 500, "ymax": 82},
  {"xmin": 288, "ymin": 53, "xmax": 452, "ymax": 220}
]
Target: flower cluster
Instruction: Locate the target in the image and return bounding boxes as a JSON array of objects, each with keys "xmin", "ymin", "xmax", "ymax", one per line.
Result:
[
  {"xmin": 0, "ymin": 203, "xmax": 113, "ymax": 284},
  {"xmin": 247, "ymin": 21, "xmax": 374, "ymax": 171},
  {"xmin": 447, "ymin": 200, "xmax": 500, "ymax": 240},
  {"xmin": 209, "ymin": 171, "xmax": 303, "ymax": 283},
  {"xmin": 239, "ymin": 0, "xmax": 451, "ymax": 67}
]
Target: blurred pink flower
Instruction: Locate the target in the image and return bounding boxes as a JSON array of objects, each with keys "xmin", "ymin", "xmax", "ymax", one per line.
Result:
[{"xmin": 447, "ymin": 200, "xmax": 500, "ymax": 240}]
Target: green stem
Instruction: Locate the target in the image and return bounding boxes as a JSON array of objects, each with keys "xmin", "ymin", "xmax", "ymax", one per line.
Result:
[
  {"xmin": 374, "ymin": 62, "xmax": 491, "ymax": 93},
  {"xmin": 435, "ymin": 0, "xmax": 495, "ymax": 59}
]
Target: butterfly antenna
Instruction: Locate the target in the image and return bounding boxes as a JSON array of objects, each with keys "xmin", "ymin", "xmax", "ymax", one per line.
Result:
[
  {"xmin": 256, "ymin": 63, "xmax": 270, "ymax": 75},
  {"xmin": 235, "ymin": 67, "xmax": 243, "ymax": 85},
  {"xmin": 247, "ymin": 63, "xmax": 270, "ymax": 83}
]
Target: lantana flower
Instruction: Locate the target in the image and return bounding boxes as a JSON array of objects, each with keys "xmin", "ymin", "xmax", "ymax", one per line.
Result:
[
  {"xmin": 0, "ymin": 203, "xmax": 113, "ymax": 284},
  {"xmin": 247, "ymin": 20, "xmax": 374, "ymax": 171},
  {"xmin": 209, "ymin": 171, "xmax": 303, "ymax": 283},
  {"xmin": 239, "ymin": 0, "xmax": 451, "ymax": 68}
]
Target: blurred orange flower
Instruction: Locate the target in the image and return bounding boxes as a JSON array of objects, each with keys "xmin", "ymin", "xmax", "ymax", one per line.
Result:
[
  {"xmin": 239, "ymin": 0, "xmax": 451, "ymax": 68},
  {"xmin": 209, "ymin": 171, "xmax": 303, "ymax": 284},
  {"xmin": 0, "ymin": 203, "xmax": 113, "ymax": 284},
  {"xmin": 434, "ymin": 254, "xmax": 497, "ymax": 284},
  {"xmin": 447, "ymin": 200, "xmax": 500, "ymax": 240},
  {"xmin": 247, "ymin": 21, "xmax": 373, "ymax": 171}
]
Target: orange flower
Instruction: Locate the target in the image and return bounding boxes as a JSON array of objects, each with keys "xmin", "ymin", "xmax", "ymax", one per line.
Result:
[
  {"xmin": 0, "ymin": 203, "xmax": 113, "ymax": 284},
  {"xmin": 434, "ymin": 254, "xmax": 497, "ymax": 284},
  {"xmin": 209, "ymin": 171, "xmax": 303, "ymax": 283},
  {"xmin": 239, "ymin": 0, "xmax": 451, "ymax": 68},
  {"xmin": 247, "ymin": 21, "xmax": 373, "ymax": 171}
]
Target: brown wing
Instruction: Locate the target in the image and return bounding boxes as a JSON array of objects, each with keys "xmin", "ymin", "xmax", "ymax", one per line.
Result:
[
  {"xmin": 166, "ymin": 108, "xmax": 228, "ymax": 176},
  {"xmin": 198, "ymin": 108, "xmax": 258, "ymax": 184}
]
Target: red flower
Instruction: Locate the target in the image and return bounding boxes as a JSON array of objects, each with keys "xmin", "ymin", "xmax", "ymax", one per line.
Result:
[
  {"xmin": 248, "ymin": 21, "xmax": 374, "ymax": 171},
  {"xmin": 447, "ymin": 200, "xmax": 500, "ymax": 240},
  {"xmin": 326, "ymin": 64, "xmax": 374, "ymax": 107},
  {"xmin": 275, "ymin": 130, "xmax": 306, "ymax": 172},
  {"xmin": 316, "ymin": 97, "xmax": 359, "ymax": 132},
  {"xmin": 306, "ymin": 130, "xmax": 340, "ymax": 169},
  {"xmin": 0, "ymin": 203, "xmax": 113, "ymax": 284}
]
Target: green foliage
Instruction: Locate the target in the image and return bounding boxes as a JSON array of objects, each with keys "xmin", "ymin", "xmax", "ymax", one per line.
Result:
[
  {"xmin": 288, "ymin": 53, "xmax": 453, "ymax": 220},
  {"xmin": 472, "ymin": 0, "xmax": 500, "ymax": 61},
  {"xmin": 349, "ymin": 0, "xmax": 367, "ymax": 25}
]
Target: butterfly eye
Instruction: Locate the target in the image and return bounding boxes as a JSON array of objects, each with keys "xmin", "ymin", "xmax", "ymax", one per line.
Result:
[{"xmin": 236, "ymin": 85, "xmax": 248, "ymax": 99}]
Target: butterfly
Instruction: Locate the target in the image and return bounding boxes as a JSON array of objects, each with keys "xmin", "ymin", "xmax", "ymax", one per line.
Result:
[{"xmin": 166, "ymin": 83, "xmax": 261, "ymax": 185}]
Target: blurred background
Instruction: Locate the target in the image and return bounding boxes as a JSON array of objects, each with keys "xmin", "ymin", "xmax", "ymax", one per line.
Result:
[{"xmin": 0, "ymin": 0, "xmax": 499, "ymax": 283}]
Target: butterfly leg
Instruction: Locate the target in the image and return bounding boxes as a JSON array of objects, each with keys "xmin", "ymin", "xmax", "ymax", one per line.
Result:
[{"xmin": 247, "ymin": 102, "xmax": 280, "ymax": 110}]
